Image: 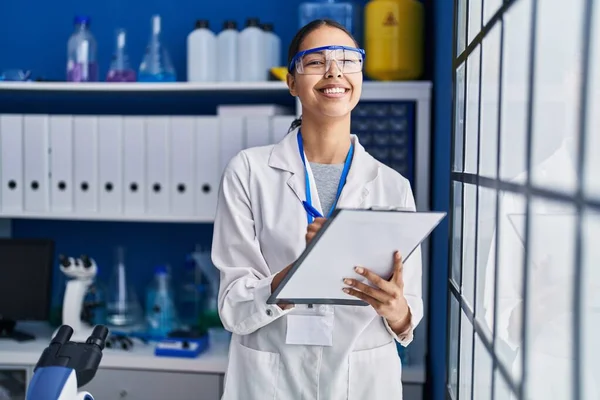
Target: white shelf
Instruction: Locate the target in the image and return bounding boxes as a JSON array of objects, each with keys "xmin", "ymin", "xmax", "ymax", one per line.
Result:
[
  {"xmin": 0, "ymin": 80, "xmax": 432, "ymax": 98},
  {"xmin": 0, "ymin": 211, "xmax": 213, "ymax": 224},
  {"xmin": 0, "ymin": 81, "xmax": 290, "ymax": 92}
]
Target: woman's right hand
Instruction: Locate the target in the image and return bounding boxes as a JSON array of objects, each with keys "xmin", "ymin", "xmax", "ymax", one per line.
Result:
[{"xmin": 306, "ymin": 217, "xmax": 327, "ymax": 244}]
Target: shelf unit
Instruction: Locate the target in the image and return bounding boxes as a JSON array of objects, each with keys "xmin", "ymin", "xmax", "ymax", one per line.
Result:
[{"xmin": 0, "ymin": 80, "xmax": 433, "ymax": 391}]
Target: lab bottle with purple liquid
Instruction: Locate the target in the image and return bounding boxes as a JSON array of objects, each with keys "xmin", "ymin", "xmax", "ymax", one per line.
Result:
[
  {"xmin": 66, "ymin": 16, "xmax": 98, "ymax": 82},
  {"xmin": 106, "ymin": 29, "xmax": 136, "ymax": 82}
]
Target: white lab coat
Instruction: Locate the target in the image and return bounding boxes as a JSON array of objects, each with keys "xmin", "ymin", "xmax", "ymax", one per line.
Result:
[
  {"xmin": 211, "ymin": 130, "xmax": 424, "ymax": 400},
  {"xmin": 483, "ymin": 138, "xmax": 600, "ymax": 399}
]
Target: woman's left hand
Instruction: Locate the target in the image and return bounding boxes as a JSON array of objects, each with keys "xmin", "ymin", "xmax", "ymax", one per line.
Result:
[{"xmin": 342, "ymin": 251, "xmax": 411, "ymax": 333}]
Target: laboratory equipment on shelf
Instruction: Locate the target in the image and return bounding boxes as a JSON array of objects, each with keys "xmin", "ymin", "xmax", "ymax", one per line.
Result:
[
  {"xmin": 26, "ymin": 325, "xmax": 108, "ymax": 400},
  {"xmin": 55, "ymin": 254, "xmax": 98, "ymax": 343},
  {"xmin": 191, "ymin": 248, "xmax": 221, "ymax": 329},
  {"xmin": 106, "ymin": 29, "xmax": 136, "ymax": 82},
  {"xmin": 66, "ymin": 16, "xmax": 98, "ymax": 82},
  {"xmin": 105, "ymin": 246, "xmax": 143, "ymax": 327},
  {"xmin": 217, "ymin": 20, "xmax": 238, "ymax": 82},
  {"xmin": 299, "ymin": 0, "xmax": 359, "ymax": 39},
  {"xmin": 0, "ymin": 69, "xmax": 31, "ymax": 81},
  {"xmin": 262, "ymin": 23, "xmax": 281, "ymax": 70},
  {"xmin": 187, "ymin": 20, "xmax": 216, "ymax": 82},
  {"xmin": 364, "ymin": 0, "xmax": 424, "ymax": 80},
  {"xmin": 238, "ymin": 18, "xmax": 266, "ymax": 82},
  {"xmin": 177, "ymin": 255, "xmax": 207, "ymax": 330},
  {"xmin": 138, "ymin": 15, "xmax": 177, "ymax": 82},
  {"xmin": 146, "ymin": 265, "xmax": 178, "ymax": 337}
]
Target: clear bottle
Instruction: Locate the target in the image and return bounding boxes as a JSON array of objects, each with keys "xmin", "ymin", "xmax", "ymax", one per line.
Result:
[
  {"xmin": 298, "ymin": 0, "xmax": 360, "ymax": 40},
  {"xmin": 146, "ymin": 265, "xmax": 178, "ymax": 337},
  {"xmin": 138, "ymin": 15, "xmax": 177, "ymax": 82},
  {"xmin": 238, "ymin": 18, "xmax": 266, "ymax": 82},
  {"xmin": 217, "ymin": 20, "xmax": 238, "ymax": 82},
  {"xmin": 105, "ymin": 246, "xmax": 143, "ymax": 327},
  {"xmin": 262, "ymin": 23, "xmax": 281, "ymax": 71},
  {"xmin": 106, "ymin": 29, "xmax": 137, "ymax": 82},
  {"xmin": 177, "ymin": 255, "xmax": 207, "ymax": 330},
  {"xmin": 66, "ymin": 16, "xmax": 98, "ymax": 82},
  {"xmin": 187, "ymin": 20, "xmax": 217, "ymax": 82}
]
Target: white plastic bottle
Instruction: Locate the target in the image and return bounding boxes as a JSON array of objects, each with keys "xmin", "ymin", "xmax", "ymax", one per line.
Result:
[
  {"xmin": 238, "ymin": 18, "xmax": 266, "ymax": 82},
  {"xmin": 187, "ymin": 20, "xmax": 217, "ymax": 82},
  {"xmin": 217, "ymin": 21, "xmax": 238, "ymax": 82},
  {"xmin": 262, "ymin": 23, "xmax": 281, "ymax": 73}
]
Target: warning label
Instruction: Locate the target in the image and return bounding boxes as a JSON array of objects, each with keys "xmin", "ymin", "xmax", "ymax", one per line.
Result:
[{"xmin": 383, "ymin": 12, "xmax": 398, "ymax": 26}]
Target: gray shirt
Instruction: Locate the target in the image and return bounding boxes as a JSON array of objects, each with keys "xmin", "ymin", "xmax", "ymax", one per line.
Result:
[{"xmin": 309, "ymin": 162, "xmax": 345, "ymax": 216}]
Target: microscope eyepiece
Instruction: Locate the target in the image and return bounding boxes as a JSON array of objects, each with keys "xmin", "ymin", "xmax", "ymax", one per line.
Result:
[
  {"xmin": 86, "ymin": 325, "xmax": 109, "ymax": 350},
  {"xmin": 58, "ymin": 254, "xmax": 71, "ymax": 268},
  {"xmin": 52, "ymin": 325, "xmax": 73, "ymax": 345},
  {"xmin": 81, "ymin": 254, "xmax": 93, "ymax": 268}
]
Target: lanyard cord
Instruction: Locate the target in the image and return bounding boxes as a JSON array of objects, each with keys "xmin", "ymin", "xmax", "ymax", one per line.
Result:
[{"xmin": 297, "ymin": 131, "xmax": 354, "ymax": 224}]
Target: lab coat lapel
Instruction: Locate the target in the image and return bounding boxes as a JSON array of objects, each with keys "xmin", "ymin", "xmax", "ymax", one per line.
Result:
[{"xmin": 268, "ymin": 130, "xmax": 306, "ymax": 205}]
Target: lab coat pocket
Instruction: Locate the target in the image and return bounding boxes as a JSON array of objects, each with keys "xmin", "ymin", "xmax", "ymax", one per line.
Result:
[
  {"xmin": 348, "ymin": 341, "xmax": 403, "ymax": 400},
  {"xmin": 222, "ymin": 340, "xmax": 281, "ymax": 400}
]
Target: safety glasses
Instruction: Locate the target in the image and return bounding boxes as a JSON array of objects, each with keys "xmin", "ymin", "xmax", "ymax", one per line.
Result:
[{"xmin": 288, "ymin": 45, "xmax": 366, "ymax": 75}]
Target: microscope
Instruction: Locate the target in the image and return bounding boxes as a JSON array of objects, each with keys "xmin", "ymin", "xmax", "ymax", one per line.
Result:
[
  {"xmin": 26, "ymin": 324, "xmax": 108, "ymax": 400},
  {"xmin": 56, "ymin": 255, "xmax": 98, "ymax": 343}
]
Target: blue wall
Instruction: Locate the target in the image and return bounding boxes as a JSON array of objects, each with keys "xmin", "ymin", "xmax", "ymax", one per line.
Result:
[{"xmin": 0, "ymin": 0, "xmax": 372, "ymax": 81}]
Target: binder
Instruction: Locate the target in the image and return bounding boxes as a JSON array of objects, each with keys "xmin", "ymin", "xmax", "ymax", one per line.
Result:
[
  {"xmin": 23, "ymin": 115, "xmax": 50, "ymax": 212},
  {"xmin": 169, "ymin": 117, "xmax": 196, "ymax": 216},
  {"xmin": 219, "ymin": 116, "xmax": 244, "ymax": 176},
  {"xmin": 122, "ymin": 117, "xmax": 146, "ymax": 215},
  {"xmin": 0, "ymin": 115, "xmax": 24, "ymax": 213},
  {"xmin": 73, "ymin": 116, "xmax": 98, "ymax": 213},
  {"xmin": 245, "ymin": 116, "xmax": 271, "ymax": 148},
  {"xmin": 268, "ymin": 208, "xmax": 446, "ymax": 305},
  {"xmin": 145, "ymin": 117, "xmax": 170, "ymax": 215},
  {"xmin": 98, "ymin": 116, "xmax": 124, "ymax": 215},
  {"xmin": 195, "ymin": 117, "xmax": 220, "ymax": 221},
  {"xmin": 49, "ymin": 115, "xmax": 74, "ymax": 213}
]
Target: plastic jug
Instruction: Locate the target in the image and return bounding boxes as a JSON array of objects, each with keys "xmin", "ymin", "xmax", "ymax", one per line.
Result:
[
  {"xmin": 262, "ymin": 23, "xmax": 282, "ymax": 69},
  {"xmin": 217, "ymin": 21, "xmax": 238, "ymax": 82},
  {"xmin": 364, "ymin": 0, "xmax": 424, "ymax": 80},
  {"xmin": 238, "ymin": 18, "xmax": 266, "ymax": 82},
  {"xmin": 66, "ymin": 16, "xmax": 98, "ymax": 82},
  {"xmin": 299, "ymin": 0, "xmax": 360, "ymax": 39},
  {"xmin": 187, "ymin": 20, "xmax": 217, "ymax": 82}
]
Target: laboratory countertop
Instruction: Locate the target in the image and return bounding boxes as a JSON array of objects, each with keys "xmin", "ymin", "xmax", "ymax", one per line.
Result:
[
  {"xmin": 0, "ymin": 322, "xmax": 229, "ymax": 374},
  {"xmin": 0, "ymin": 322, "xmax": 426, "ymax": 383}
]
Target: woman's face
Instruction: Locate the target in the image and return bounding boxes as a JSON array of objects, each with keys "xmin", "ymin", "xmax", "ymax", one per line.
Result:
[{"xmin": 287, "ymin": 25, "xmax": 363, "ymax": 121}]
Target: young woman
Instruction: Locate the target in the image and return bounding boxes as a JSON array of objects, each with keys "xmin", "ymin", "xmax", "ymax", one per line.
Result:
[{"xmin": 211, "ymin": 19, "xmax": 423, "ymax": 400}]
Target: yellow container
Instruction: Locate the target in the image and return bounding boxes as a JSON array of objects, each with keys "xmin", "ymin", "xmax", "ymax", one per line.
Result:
[{"xmin": 364, "ymin": 0, "xmax": 424, "ymax": 81}]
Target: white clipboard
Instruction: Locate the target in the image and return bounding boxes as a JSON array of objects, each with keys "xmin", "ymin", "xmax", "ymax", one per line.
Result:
[{"xmin": 267, "ymin": 208, "xmax": 447, "ymax": 306}]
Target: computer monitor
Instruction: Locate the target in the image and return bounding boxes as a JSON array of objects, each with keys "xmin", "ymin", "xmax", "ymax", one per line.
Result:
[{"xmin": 0, "ymin": 238, "xmax": 54, "ymax": 341}]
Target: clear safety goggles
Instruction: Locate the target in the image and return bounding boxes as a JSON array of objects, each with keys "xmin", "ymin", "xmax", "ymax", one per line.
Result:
[{"xmin": 288, "ymin": 45, "xmax": 366, "ymax": 75}]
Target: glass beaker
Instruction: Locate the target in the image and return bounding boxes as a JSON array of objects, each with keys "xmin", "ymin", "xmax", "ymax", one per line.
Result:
[{"xmin": 105, "ymin": 246, "xmax": 143, "ymax": 327}]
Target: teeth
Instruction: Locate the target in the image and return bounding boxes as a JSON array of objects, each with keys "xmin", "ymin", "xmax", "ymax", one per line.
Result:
[{"xmin": 323, "ymin": 87, "xmax": 347, "ymax": 94}]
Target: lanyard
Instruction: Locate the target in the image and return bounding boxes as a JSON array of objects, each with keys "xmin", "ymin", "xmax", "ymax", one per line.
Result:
[{"xmin": 297, "ymin": 131, "xmax": 354, "ymax": 224}]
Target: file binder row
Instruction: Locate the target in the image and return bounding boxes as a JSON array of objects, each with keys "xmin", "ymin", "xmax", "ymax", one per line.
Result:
[{"xmin": 0, "ymin": 113, "xmax": 296, "ymax": 221}]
